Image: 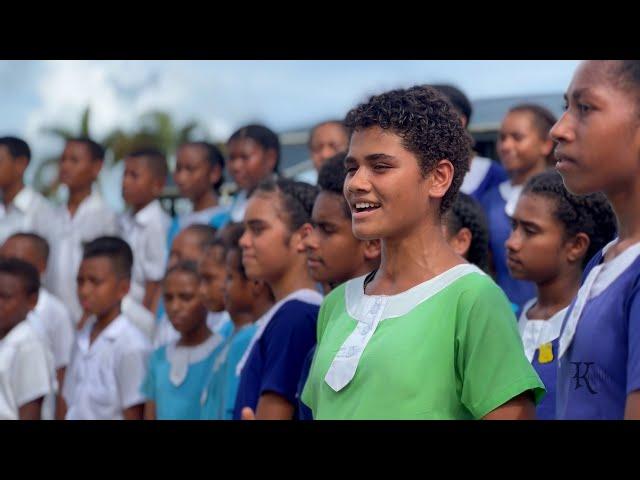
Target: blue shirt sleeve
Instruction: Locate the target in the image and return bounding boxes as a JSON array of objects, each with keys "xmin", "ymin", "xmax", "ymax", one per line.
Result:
[
  {"xmin": 297, "ymin": 346, "xmax": 315, "ymax": 420},
  {"xmin": 140, "ymin": 348, "xmax": 161, "ymax": 400},
  {"xmin": 626, "ymin": 284, "xmax": 640, "ymax": 395},
  {"xmin": 259, "ymin": 301, "xmax": 319, "ymax": 405}
]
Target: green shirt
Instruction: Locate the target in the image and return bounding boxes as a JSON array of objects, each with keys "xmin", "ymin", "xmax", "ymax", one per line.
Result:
[{"xmin": 301, "ymin": 264, "xmax": 545, "ymax": 419}]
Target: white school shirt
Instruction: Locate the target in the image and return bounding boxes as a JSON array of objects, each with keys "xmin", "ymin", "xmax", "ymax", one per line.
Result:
[
  {"xmin": 118, "ymin": 200, "xmax": 170, "ymax": 304},
  {"xmin": 0, "ymin": 186, "xmax": 58, "ymax": 247},
  {"xmin": 63, "ymin": 314, "xmax": 151, "ymax": 420},
  {"xmin": 27, "ymin": 288, "xmax": 75, "ymax": 370},
  {"xmin": 47, "ymin": 189, "xmax": 119, "ymax": 323},
  {"xmin": 0, "ymin": 321, "xmax": 57, "ymax": 420}
]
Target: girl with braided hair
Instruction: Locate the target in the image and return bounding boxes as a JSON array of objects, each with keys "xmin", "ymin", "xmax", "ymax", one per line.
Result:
[
  {"xmin": 233, "ymin": 178, "xmax": 323, "ymax": 420},
  {"xmin": 506, "ymin": 170, "xmax": 616, "ymax": 419}
]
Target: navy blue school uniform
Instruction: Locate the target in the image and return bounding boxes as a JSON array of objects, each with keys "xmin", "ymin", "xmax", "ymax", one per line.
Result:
[
  {"xmin": 518, "ymin": 299, "xmax": 566, "ymax": 420},
  {"xmin": 556, "ymin": 241, "xmax": 640, "ymax": 419},
  {"xmin": 480, "ymin": 181, "xmax": 536, "ymax": 309},
  {"xmin": 459, "ymin": 156, "xmax": 508, "ymax": 202},
  {"xmin": 296, "ymin": 346, "xmax": 315, "ymax": 420},
  {"xmin": 233, "ymin": 290, "xmax": 322, "ymax": 419}
]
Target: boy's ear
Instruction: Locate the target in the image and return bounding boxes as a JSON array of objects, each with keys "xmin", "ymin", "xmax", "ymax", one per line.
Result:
[
  {"xmin": 264, "ymin": 148, "xmax": 277, "ymax": 174},
  {"xmin": 362, "ymin": 239, "xmax": 381, "ymax": 262},
  {"xmin": 26, "ymin": 290, "xmax": 39, "ymax": 312},
  {"xmin": 428, "ymin": 159, "xmax": 454, "ymax": 203},
  {"xmin": 293, "ymin": 223, "xmax": 313, "ymax": 253},
  {"xmin": 116, "ymin": 277, "xmax": 131, "ymax": 301},
  {"xmin": 14, "ymin": 155, "xmax": 29, "ymax": 177},
  {"xmin": 90, "ymin": 158, "xmax": 104, "ymax": 181},
  {"xmin": 566, "ymin": 232, "xmax": 591, "ymax": 265}
]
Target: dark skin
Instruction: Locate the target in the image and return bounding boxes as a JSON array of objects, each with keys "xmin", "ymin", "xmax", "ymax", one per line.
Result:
[
  {"xmin": 122, "ymin": 156, "xmax": 166, "ymax": 313},
  {"xmin": 59, "ymin": 256, "xmax": 143, "ymax": 420},
  {"xmin": 0, "ymin": 272, "xmax": 42, "ymax": 419},
  {"xmin": 0, "ymin": 237, "xmax": 69, "ymax": 420},
  {"xmin": 0, "ymin": 145, "xmax": 28, "ymax": 206},
  {"xmin": 551, "ymin": 60, "xmax": 640, "ymax": 419},
  {"xmin": 59, "ymin": 141, "xmax": 102, "ymax": 217},
  {"xmin": 226, "ymin": 138, "xmax": 277, "ymax": 193},
  {"xmin": 174, "ymin": 144, "xmax": 221, "ymax": 211},
  {"xmin": 144, "ymin": 271, "xmax": 211, "ymax": 420},
  {"xmin": 506, "ymin": 193, "xmax": 588, "ymax": 319}
]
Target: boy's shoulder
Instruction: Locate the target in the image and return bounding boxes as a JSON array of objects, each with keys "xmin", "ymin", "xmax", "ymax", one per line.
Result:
[
  {"xmin": 107, "ymin": 315, "xmax": 152, "ymax": 352},
  {"xmin": 273, "ymin": 299, "xmax": 321, "ymax": 322},
  {"xmin": 37, "ymin": 288, "xmax": 69, "ymax": 318},
  {"xmin": 0, "ymin": 321, "xmax": 44, "ymax": 355}
]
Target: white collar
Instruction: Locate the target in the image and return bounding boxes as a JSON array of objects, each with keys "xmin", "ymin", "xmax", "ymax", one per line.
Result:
[
  {"xmin": 166, "ymin": 333, "xmax": 223, "ymax": 387},
  {"xmin": 235, "ymin": 288, "xmax": 323, "ymax": 376},
  {"xmin": 345, "ymin": 263, "xmax": 485, "ymax": 321},
  {"xmin": 590, "ymin": 238, "xmax": 640, "ymax": 299},
  {"xmin": 78, "ymin": 314, "xmax": 129, "ymax": 353},
  {"xmin": 67, "ymin": 187, "xmax": 104, "ymax": 218},
  {"xmin": 131, "ymin": 199, "xmax": 163, "ymax": 226},
  {"xmin": 498, "ymin": 180, "xmax": 524, "ymax": 217},
  {"xmin": 518, "ymin": 298, "xmax": 567, "ymax": 362},
  {"xmin": 460, "ymin": 156, "xmax": 492, "ymax": 195},
  {"xmin": 12, "ymin": 186, "xmax": 37, "ymax": 212}
]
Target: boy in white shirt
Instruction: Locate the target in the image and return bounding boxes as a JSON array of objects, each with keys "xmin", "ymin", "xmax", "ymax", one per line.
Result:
[
  {"xmin": 0, "ymin": 258, "xmax": 57, "ymax": 420},
  {"xmin": 0, "ymin": 232, "xmax": 74, "ymax": 419},
  {"xmin": 62, "ymin": 236, "xmax": 151, "ymax": 420},
  {"xmin": 118, "ymin": 148, "xmax": 171, "ymax": 314},
  {"xmin": 0, "ymin": 136, "xmax": 57, "ymax": 252},
  {"xmin": 48, "ymin": 138, "xmax": 119, "ymax": 325}
]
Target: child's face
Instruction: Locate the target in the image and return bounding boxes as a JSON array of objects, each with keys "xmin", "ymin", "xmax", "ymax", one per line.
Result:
[
  {"xmin": 497, "ymin": 111, "xmax": 551, "ymax": 178},
  {"xmin": 227, "ymin": 138, "xmax": 275, "ymax": 191},
  {"xmin": 0, "ymin": 146, "xmax": 23, "ymax": 190},
  {"xmin": 223, "ymin": 249, "xmax": 254, "ymax": 317},
  {"xmin": 164, "ymin": 271, "xmax": 208, "ymax": 336},
  {"xmin": 309, "ymin": 124, "xmax": 349, "ymax": 171},
  {"xmin": 198, "ymin": 246, "xmax": 226, "ymax": 312},
  {"xmin": 0, "ymin": 238, "xmax": 45, "ymax": 276},
  {"xmin": 551, "ymin": 60, "xmax": 640, "ymax": 195},
  {"xmin": 174, "ymin": 145, "xmax": 218, "ymax": 201},
  {"xmin": 303, "ymin": 191, "xmax": 367, "ymax": 285},
  {"xmin": 59, "ymin": 141, "xmax": 101, "ymax": 191},
  {"xmin": 0, "ymin": 273, "xmax": 36, "ymax": 332},
  {"xmin": 505, "ymin": 193, "xmax": 570, "ymax": 283},
  {"xmin": 77, "ymin": 257, "xmax": 129, "ymax": 317},
  {"xmin": 168, "ymin": 231, "xmax": 205, "ymax": 269},
  {"xmin": 344, "ymin": 126, "xmax": 434, "ymax": 241},
  {"xmin": 240, "ymin": 192, "xmax": 297, "ymax": 283},
  {"xmin": 122, "ymin": 157, "xmax": 164, "ymax": 211}
]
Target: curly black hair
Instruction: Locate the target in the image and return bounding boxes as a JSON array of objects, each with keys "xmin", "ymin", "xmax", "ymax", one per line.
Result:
[
  {"xmin": 164, "ymin": 260, "xmax": 200, "ymax": 282},
  {"xmin": 253, "ymin": 177, "xmax": 319, "ymax": 232},
  {"xmin": 344, "ymin": 85, "xmax": 473, "ymax": 213},
  {"xmin": 522, "ymin": 170, "xmax": 617, "ymax": 268},
  {"xmin": 317, "ymin": 151, "xmax": 350, "ymax": 218},
  {"xmin": 443, "ymin": 192, "xmax": 489, "ymax": 272},
  {"xmin": 429, "ymin": 84, "xmax": 473, "ymax": 125},
  {"xmin": 608, "ymin": 60, "xmax": 640, "ymax": 111}
]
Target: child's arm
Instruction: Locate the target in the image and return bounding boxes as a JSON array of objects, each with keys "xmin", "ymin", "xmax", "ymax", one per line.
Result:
[
  {"xmin": 255, "ymin": 392, "xmax": 294, "ymax": 420},
  {"xmin": 123, "ymin": 404, "xmax": 145, "ymax": 420},
  {"xmin": 624, "ymin": 392, "xmax": 640, "ymax": 419},
  {"xmin": 54, "ymin": 367, "xmax": 66, "ymax": 420},
  {"xmin": 143, "ymin": 401, "xmax": 156, "ymax": 420},
  {"xmin": 19, "ymin": 397, "xmax": 44, "ymax": 420},
  {"xmin": 143, "ymin": 280, "xmax": 162, "ymax": 314},
  {"xmin": 482, "ymin": 392, "xmax": 536, "ymax": 420}
]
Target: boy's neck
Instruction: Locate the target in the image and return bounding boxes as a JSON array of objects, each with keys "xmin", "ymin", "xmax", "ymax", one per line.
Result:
[
  {"xmin": 270, "ymin": 259, "xmax": 317, "ymax": 302},
  {"xmin": 2, "ymin": 180, "xmax": 25, "ymax": 207},
  {"xmin": 533, "ymin": 267, "xmax": 582, "ymax": 319},
  {"xmin": 178, "ymin": 321, "xmax": 212, "ymax": 347},
  {"xmin": 90, "ymin": 305, "xmax": 122, "ymax": 344},
  {"xmin": 370, "ymin": 221, "xmax": 463, "ymax": 296},
  {"xmin": 67, "ymin": 184, "xmax": 93, "ymax": 216},
  {"xmin": 131, "ymin": 198, "xmax": 155, "ymax": 215},
  {"xmin": 192, "ymin": 190, "xmax": 217, "ymax": 212},
  {"xmin": 0, "ymin": 318, "xmax": 24, "ymax": 341}
]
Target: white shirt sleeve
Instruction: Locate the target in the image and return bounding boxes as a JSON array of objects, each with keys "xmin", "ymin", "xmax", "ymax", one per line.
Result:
[
  {"xmin": 10, "ymin": 340, "xmax": 56, "ymax": 408},
  {"xmin": 141, "ymin": 223, "xmax": 168, "ymax": 282},
  {"xmin": 115, "ymin": 346, "xmax": 150, "ymax": 410},
  {"xmin": 50, "ymin": 307, "xmax": 75, "ymax": 369}
]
